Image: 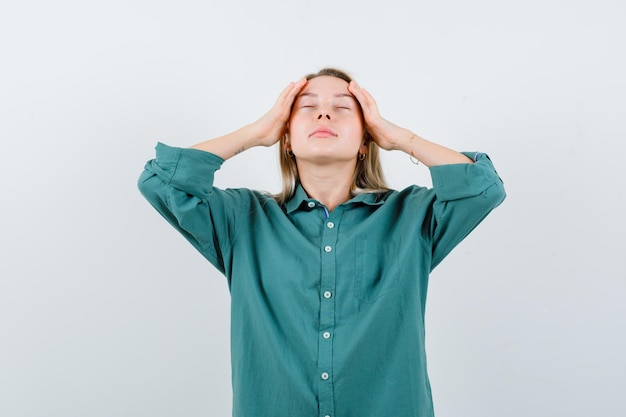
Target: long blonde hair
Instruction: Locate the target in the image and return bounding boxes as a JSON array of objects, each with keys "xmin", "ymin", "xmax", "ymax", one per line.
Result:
[{"xmin": 274, "ymin": 68, "xmax": 390, "ymax": 206}]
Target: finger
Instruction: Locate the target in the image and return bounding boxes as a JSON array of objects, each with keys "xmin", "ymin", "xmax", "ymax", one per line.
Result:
[
  {"xmin": 360, "ymin": 87, "xmax": 375, "ymax": 103},
  {"xmin": 359, "ymin": 87, "xmax": 378, "ymax": 109},
  {"xmin": 272, "ymin": 78, "xmax": 306, "ymax": 133},
  {"xmin": 348, "ymin": 82, "xmax": 373, "ymax": 117},
  {"xmin": 350, "ymin": 83, "xmax": 380, "ymax": 121},
  {"xmin": 275, "ymin": 78, "xmax": 306, "ymax": 115},
  {"xmin": 350, "ymin": 81, "xmax": 376, "ymax": 110},
  {"xmin": 348, "ymin": 81, "xmax": 366, "ymax": 104},
  {"xmin": 275, "ymin": 78, "xmax": 297, "ymax": 103},
  {"xmin": 286, "ymin": 77, "xmax": 307, "ymax": 104},
  {"xmin": 277, "ymin": 81, "xmax": 295, "ymax": 102}
]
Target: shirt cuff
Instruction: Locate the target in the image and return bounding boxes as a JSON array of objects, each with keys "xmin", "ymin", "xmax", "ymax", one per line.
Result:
[
  {"xmin": 153, "ymin": 142, "xmax": 225, "ymax": 198},
  {"xmin": 429, "ymin": 152, "xmax": 501, "ymax": 201}
]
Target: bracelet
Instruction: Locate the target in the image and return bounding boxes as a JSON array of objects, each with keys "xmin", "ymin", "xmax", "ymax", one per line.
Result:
[{"xmin": 409, "ymin": 134, "xmax": 419, "ymax": 165}]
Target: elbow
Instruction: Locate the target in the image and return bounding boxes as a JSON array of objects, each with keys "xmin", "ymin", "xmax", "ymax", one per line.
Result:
[
  {"xmin": 137, "ymin": 170, "xmax": 154, "ymax": 198},
  {"xmin": 137, "ymin": 169, "xmax": 166, "ymax": 208},
  {"xmin": 485, "ymin": 179, "xmax": 506, "ymax": 209}
]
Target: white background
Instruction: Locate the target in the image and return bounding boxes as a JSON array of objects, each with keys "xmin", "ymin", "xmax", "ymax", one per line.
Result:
[{"xmin": 1, "ymin": 1, "xmax": 625, "ymax": 416}]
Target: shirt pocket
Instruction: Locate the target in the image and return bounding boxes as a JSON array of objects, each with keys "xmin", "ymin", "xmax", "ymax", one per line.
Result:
[{"xmin": 353, "ymin": 239, "xmax": 401, "ymax": 303}]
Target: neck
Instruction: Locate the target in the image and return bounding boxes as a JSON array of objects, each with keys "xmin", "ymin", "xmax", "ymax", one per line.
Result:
[{"xmin": 297, "ymin": 160, "xmax": 356, "ymax": 212}]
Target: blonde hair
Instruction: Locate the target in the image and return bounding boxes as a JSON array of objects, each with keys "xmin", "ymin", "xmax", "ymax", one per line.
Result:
[{"xmin": 274, "ymin": 68, "xmax": 390, "ymax": 206}]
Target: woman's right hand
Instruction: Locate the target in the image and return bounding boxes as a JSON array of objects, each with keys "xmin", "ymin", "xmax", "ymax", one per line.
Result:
[
  {"xmin": 190, "ymin": 77, "xmax": 307, "ymax": 159},
  {"xmin": 251, "ymin": 77, "xmax": 308, "ymax": 147}
]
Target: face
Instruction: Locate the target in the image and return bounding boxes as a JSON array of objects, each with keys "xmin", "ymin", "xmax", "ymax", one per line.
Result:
[{"xmin": 287, "ymin": 76, "xmax": 366, "ymax": 164}]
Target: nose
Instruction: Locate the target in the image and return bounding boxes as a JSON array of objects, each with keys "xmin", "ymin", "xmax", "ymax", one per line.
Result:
[{"xmin": 317, "ymin": 113, "xmax": 331, "ymax": 120}]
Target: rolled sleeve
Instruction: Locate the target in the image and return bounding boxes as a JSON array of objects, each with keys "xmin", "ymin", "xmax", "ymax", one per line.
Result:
[
  {"xmin": 142, "ymin": 142, "xmax": 225, "ymax": 199},
  {"xmin": 429, "ymin": 152, "xmax": 504, "ymax": 202},
  {"xmin": 138, "ymin": 143, "xmax": 236, "ymax": 275},
  {"xmin": 427, "ymin": 152, "xmax": 506, "ymax": 269}
]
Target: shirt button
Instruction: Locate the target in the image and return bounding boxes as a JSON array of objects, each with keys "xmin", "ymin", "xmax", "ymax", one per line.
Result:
[
  {"xmin": 321, "ymin": 372, "xmax": 329, "ymax": 380},
  {"xmin": 327, "ymin": 221, "xmax": 334, "ymax": 228},
  {"xmin": 307, "ymin": 201, "xmax": 316, "ymax": 208},
  {"xmin": 323, "ymin": 291, "xmax": 332, "ymax": 299},
  {"xmin": 323, "ymin": 332, "xmax": 331, "ymax": 339},
  {"xmin": 324, "ymin": 245, "xmax": 332, "ymax": 253}
]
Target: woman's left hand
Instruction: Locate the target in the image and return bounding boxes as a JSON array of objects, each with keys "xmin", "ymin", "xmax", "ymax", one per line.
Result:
[{"xmin": 348, "ymin": 81, "xmax": 412, "ymax": 152}]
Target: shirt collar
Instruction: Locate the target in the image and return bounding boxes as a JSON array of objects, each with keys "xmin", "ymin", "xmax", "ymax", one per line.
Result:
[{"xmin": 285, "ymin": 184, "xmax": 387, "ymax": 214}]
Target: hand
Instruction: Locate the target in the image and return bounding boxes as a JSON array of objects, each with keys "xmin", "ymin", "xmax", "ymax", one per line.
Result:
[
  {"xmin": 251, "ymin": 77, "xmax": 308, "ymax": 147},
  {"xmin": 348, "ymin": 81, "xmax": 412, "ymax": 152}
]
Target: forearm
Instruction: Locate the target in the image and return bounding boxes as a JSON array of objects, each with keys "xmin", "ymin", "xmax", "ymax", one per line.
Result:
[
  {"xmin": 190, "ymin": 124, "xmax": 261, "ymax": 160},
  {"xmin": 190, "ymin": 79, "xmax": 306, "ymax": 160},
  {"xmin": 395, "ymin": 130, "xmax": 473, "ymax": 167}
]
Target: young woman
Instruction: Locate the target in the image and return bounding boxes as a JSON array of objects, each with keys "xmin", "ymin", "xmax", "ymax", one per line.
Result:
[{"xmin": 138, "ymin": 68, "xmax": 505, "ymax": 417}]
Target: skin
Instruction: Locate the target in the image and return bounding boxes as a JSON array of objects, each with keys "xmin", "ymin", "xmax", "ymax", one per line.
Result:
[
  {"xmin": 191, "ymin": 74, "xmax": 473, "ymax": 210},
  {"xmin": 287, "ymin": 76, "xmax": 367, "ymax": 165},
  {"xmin": 285, "ymin": 76, "xmax": 368, "ymax": 209}
]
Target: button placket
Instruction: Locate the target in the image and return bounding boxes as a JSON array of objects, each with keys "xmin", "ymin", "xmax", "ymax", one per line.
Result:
[{"xmin": 317, "ymin": 207, "xmax": 341, "ymax": 417}]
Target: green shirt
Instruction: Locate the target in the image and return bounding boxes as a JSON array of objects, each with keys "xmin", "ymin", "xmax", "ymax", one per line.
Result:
[{"xmin": 138, "ymin": 143, "xmax": 505, "ymax": 417}]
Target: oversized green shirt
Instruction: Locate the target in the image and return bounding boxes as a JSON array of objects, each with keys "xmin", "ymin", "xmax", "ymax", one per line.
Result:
[{"xmin": 138, "ymin": 143, "xmax": 505, "ymax": 417}]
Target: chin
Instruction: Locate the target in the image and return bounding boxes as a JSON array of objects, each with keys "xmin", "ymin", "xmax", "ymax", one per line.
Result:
[{"xmin": 296, "ymin": 152, "xmax": 357, "ymax": 164}]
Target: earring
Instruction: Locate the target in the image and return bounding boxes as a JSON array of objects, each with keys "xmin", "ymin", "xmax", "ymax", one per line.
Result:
[
  {"xmin": 358, "ymin": 153, "xmax": 366, "ymax": 161},
  {"xmin": 286, "ymin": 149, "xmax": 294, "ymax": 158}
]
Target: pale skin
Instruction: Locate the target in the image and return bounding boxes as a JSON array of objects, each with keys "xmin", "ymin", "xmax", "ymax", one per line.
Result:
[{"xmin": 191, "ymin": 75, "xmax": 473, "ymax": 211}]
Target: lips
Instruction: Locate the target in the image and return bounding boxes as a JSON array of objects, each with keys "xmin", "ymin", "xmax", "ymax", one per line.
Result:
[{"xmin": 309, "ymin": 127, "xmax": 337, "ymax": 138}]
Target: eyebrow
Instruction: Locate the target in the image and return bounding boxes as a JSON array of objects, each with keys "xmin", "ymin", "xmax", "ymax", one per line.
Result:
[
  {"xmin": 298, "ymin": 93, "xmax": 359, "ymax": 103},
  {"xmin": 298, "ymin": 92, "xmax": 357, "ymax": 100}
]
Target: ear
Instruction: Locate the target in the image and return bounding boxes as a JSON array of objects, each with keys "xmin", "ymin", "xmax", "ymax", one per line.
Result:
[
  {"xmin": 283, "ymin": 133, "xmax": 291, "ymax": 150},
  {"xmin": 359, "ymin": 137, "xmax": 369, "ymax": 155}
]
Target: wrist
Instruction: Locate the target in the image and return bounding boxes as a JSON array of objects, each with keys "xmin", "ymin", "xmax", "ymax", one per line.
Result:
[
  {"xmin": 395, "ymin": 129, "xmax": 417, "ymax": 154},
  {"xmin": 242, "ymin": 123, "xmax": 268, "ymax": 148},
  {"xmin": 407, "ymin": 134, "xmax": 420, "ymax": 164}
]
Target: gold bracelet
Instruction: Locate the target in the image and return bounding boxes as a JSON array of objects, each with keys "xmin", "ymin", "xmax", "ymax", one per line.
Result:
[{"xmin": 409, "ymin": 134, "xmax": 419, "ymax": 165}]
